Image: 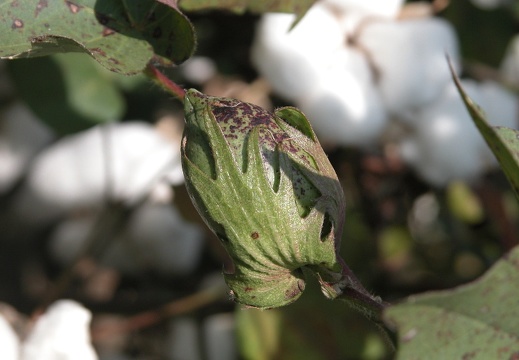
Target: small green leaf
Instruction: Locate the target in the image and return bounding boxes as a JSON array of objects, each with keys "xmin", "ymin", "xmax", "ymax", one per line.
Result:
[
  {"xmin": 384, "ymin": 245, "xmax": 519, "ymax": 359},
  {"xmin": 179, "ymin": 0, "xmax": 316, "ymax": 19},
  {"xmin": 0, "ymin": 0, "xmax": 195, "ymax": 74},
  {"xmin": 7, "ymin": 53, "xmax": 124, "ymax": 134},
  {"xmin": 450, "ymin": 63, "xmax": 519, "ymax": 201}
]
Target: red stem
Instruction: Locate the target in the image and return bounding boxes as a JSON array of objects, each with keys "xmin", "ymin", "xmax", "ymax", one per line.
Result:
[{"xmin": 145, "ymin": 63, "xmax": 186, "ymax": 101}]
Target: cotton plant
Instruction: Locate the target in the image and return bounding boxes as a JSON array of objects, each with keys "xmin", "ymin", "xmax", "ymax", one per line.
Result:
[
  {"xmin": 251, "ymin": 0, "xmax": 519, "ymax": 186},
  {"xmin": 0, "ymin": 300, "xmax": 97, "ymax": 360}
]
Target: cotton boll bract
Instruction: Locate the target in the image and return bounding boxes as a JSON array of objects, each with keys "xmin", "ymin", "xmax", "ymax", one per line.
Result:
[
  {"xmin": 21, "ymin": 300, "xmax": 97, "ymax": 360},
  {"xmin": 15, "ymin": 122, "xmax": 181, "ymax": 224},
  {"xmin": 298, "ymin": 48, "xmax": 388, "ymax": 148},
  {"xmin": 251, "ymin": 4, "xmax": 344, "ymax": 102},
  {"xmin": 399, "ymin": 80, "xmax": 495, "ymax": 186},
  {"xmin": 357, "ymin": 17, "xmax": 461, "ymax": 120}
]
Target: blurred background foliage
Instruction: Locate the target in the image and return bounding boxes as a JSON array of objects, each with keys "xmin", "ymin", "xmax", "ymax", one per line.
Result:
[{"xmin": 1, "ymin": 0, "xmax": 519, "ymax": 359}]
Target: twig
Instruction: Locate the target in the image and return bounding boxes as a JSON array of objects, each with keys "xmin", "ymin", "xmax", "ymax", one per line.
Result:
[{"xmin": 91, "ymin": 285, "xmax": 227, "ymax": 341}]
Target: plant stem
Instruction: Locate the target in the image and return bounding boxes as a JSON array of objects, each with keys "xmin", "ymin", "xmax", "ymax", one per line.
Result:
[
  {"xmin": 332, "ymin": 261, "xmax": 397, "ymax": 351},
  {"xmin": 144, "ymin": 63, "xmax": 186, "ymax": 101}
]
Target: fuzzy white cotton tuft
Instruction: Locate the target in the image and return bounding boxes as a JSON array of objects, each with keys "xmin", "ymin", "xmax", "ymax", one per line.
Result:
[
  {"xmin": 15, "ymin": 122, "xmax": 182, "ymax": 223},
  {"xmin": 21, "ymin": 300, "xmax": 97, "ymax": 360},
  {"xmin": 251, "ymin": 4, "xmax": 344, "ymax": 102},
  {"xmin": 399, "ymin": 80, "xmax": 498, "ymax": 186},
  {"xmin": 0, "ymin": 314, "xmax": 20, "ymax": 360},
  {"xmin": 477, "ymin": 80, "xmax": 519, "ymax": 129},
  {"xmin": 358, "ymin": 17, "xmax": 461, "ymax": 120},
  {"xmin": 298, "ymin": 48, "xmax": 387, "ymax": 147}
]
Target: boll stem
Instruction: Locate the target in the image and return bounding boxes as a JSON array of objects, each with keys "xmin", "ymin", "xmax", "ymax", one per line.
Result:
[{"xmin": 144, "ymin": 63, "xmax": 186, "ymax": 101}]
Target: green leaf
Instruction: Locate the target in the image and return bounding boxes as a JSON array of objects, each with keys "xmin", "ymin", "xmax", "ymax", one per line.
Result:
[
  {"xmin": 7, "ymin": 53, "xmax": 125, "ymax": 134},
  {"xmin": 0, "ymin": 0, "xmax": 195, "ymax": 75},
  {"xmin": 179, "ymin": 0, "xmax": 316, "ymax": 19},
  {"xmin": 384, "ymin": 245, "xmax": 519, "ymax": 359},
  {"xmin": 450, "ymin": 63, "xmax": 519, "ymax": 201}
]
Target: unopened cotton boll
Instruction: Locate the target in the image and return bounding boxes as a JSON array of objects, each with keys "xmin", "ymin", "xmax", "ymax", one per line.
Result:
[
  {"xmin": 0, "ymin": 102, "xmax": 53, "ymax": 194},
  {"xmin": 322, "ymin": 0, "xmax": 404, "ymax": 19},
  {"xmin": 0, "ymin": 314, "xmax": 19, "ymax": 360},
  {"xmin": 15, "ymin": 122, "xmax": 181, "ymax": 223},
  {"xmin": 251, "ymin": 4, "xmax": 344, "ymax": 102},
  {"xmin": 399, "ymin": 80, "xmax": 495, "ymax": 186},
  {"xmin": 21, "ymin": 300, "xmax": 97, "ymax": 360},
  {"xmin": 298, "ymin": 48, "xmax": 388, "ymax": 148},
  {"xmin": 357, "ymin": 17, "xmax": 461, "ymax": 120}
]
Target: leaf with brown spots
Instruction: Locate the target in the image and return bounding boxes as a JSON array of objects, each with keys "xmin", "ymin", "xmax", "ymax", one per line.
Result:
[
  {"xmin": 384, "ymin": 245, "xmax": 519, "ymax": 359},
  {"xmin": 0, "ymin": 0, "xmax": 195, "ymax": 75},
  {"xmin": 449, "ymin": 61, "xmax": 519, "ymax": 201}
]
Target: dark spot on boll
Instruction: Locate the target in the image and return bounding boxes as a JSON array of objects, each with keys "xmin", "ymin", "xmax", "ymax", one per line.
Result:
[{"xmin": 250, "ymin": 232, "xmax": 260, "ymax": 240}]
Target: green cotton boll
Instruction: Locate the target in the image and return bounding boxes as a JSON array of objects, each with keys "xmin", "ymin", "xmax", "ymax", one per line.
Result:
[{"xmin": 181, "ymin": 89, "xmax": 346, "ymax": 309}]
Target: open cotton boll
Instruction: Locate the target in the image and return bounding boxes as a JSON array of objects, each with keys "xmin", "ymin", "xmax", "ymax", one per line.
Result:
[
  {"xmin": 114, "ymin": 202, "xmax": 204, "ymax": 276},
  {"xmin": 15, "ymin": 122, "xmax": 181, "ymax": 223},
  {"xmin": 357, "ymin": 17, "xmax": 460, "ymax": 120},
  {"xmin": 297, "ymin": 48, "xmax": 388, "ymax": 148},
  {"xmin": 477, "ymin": 80, "xmax": 519, "ymax": 129},
  {"xmin": 48, "ymin": 215, "xmax": 94, "ymax": 266},
  {"xmin": 21, "ymin": 300, "xmax": 97, "ymax": 360},
  {"xmin": 322, "ymin": 0, "xmax": 404, "ymax": 19},
  {"xmin": 49, "ymin": 203, "xmax": 204, "ymax": 277},
  {"xmin": 0, "ymin": 314, "xmax": 19, "ymax": 360},
  {"xmin": 251, "ymin": 4, "xmax": 344, "ymax": 102},
  {"xmin": 399, "ymin": 80, "xmax": 495, "ymax": 186},
  {"xmin": 0, "ymin": 102, "xmax": 53, "ymax": 194}
]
